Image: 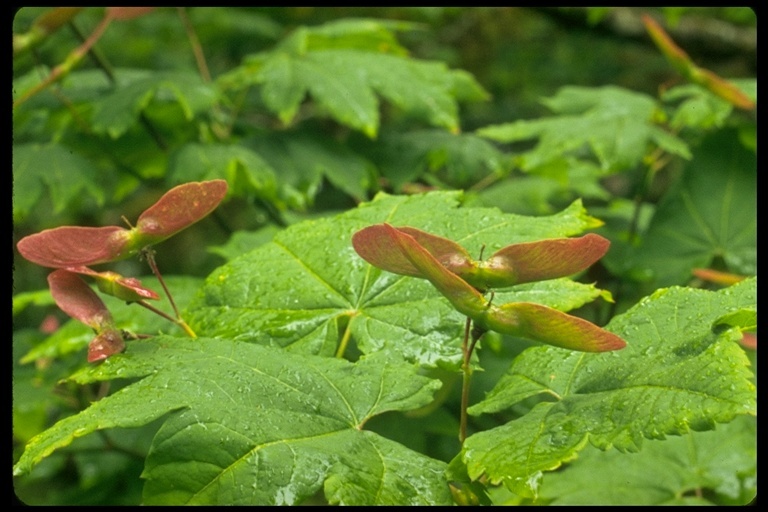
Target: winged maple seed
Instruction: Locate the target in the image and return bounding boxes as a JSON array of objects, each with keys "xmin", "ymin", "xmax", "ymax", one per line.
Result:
[
  {"xmin": 16, "ymin": 180, "xmax": 228, "ymax": 268},
  {"xmin": 352, "ymin": 223, "xmax": 626, "ymax": 352}
]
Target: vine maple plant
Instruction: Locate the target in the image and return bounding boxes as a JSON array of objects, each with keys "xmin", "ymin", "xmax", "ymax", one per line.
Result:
[
  {"xmin": 14, "ymin": 189, "xmax": 756, "ymax": 505},
  {"xmin": 13, "ymin": 7, "xmax": 755, "ymax": 506}
]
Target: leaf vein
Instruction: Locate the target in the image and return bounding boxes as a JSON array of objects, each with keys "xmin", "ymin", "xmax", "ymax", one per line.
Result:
[{"xmin": 273, "ymin": 239, "xmax": 351, "ymax": 305}]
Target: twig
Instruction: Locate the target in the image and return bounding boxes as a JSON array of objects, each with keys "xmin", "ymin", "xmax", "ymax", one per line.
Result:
[
  {"xmin": 177, "ymin": 7, "xmax": 211, "ymax": 83},
  {"xmin": 14, "ymin": 12, "xmax": 114, "ymax": 108}
]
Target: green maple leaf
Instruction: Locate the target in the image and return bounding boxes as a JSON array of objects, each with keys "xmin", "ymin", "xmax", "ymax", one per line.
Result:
[
  {"xmin": 13, "ymin": 339, "xmax": 450, "ymax": 505},
  {"xmin": 219, "ymin": 19, "xmax": 487, "ymax": 137},
  {"xmin": 462, "ymin": 277, "xmax": 756, "ymax": 497},
  {"xmin": 622, "ymin": 128, "xmax": 756, "ymax": 287},
  {"xmin": 537, "ymin": 414, "xmax": 756, "ymax": 505},
  {"xmin": 242, "ymin": 130, "xmax": 376, "ymax": 207},
  {"xmin": 90, "ymin": 71, "xmax": 218, "ymax": 139},
  {"xmin": 187, "ymin": 191, "xmax": 611, "ymax": 368},
  {"xmin": 13, "ymin": 142, "xmax": 105, "ymax": 222},
  {"xmin": 478, "ymin": 86, "xmax": 690, "ymax": 172}
]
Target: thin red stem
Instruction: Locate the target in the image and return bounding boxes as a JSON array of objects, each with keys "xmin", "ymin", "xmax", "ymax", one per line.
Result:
[
  {"xmin": 140, "ymin": 248, "xmax": 196, "ymax": 337},
  {"xmin": 143, "ymin": 249, "xmax": 180, "ymax": 319}
]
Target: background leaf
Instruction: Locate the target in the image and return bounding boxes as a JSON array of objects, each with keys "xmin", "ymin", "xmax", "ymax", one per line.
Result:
[
  {"xmin": 243, "ymin": 130, "xmax": 376, "ymax": 207},
  {"xmin": 463, "ymin": 277, "xmax": 756, "ymax": 496},
  {"xmin": 13, "ymin": 143, "xmax": 105, "ymax": 223},
  {"xmin": 206, "ymin": 225, "xmax": 281, "ymax": 262},
  {"xmin": 477, "ymin": 86, "xmax": 691, "ymax": 172},
  {"xmin": 188, "ymin": 191, "xmax": 610, "ymax": 368},
  {"xmin": 368, "ymin": 129, "xmax": 510, "ymax": 190},
  {"xmin": 621, "ymin": 128, "xmax": 756, "ymax": 288},
  {"xmin": 662, "ymin": 83, "xmax": 737, "ymax": 131},
  {"xmin": 221, "ymin": 19, "xmax": 487, "ymax": 137},
  {"xmin": 90, "ymin": 71, "xmax": 218, "ymax": 139},
  {"xmin": 167, "ymin": 143, "xmax": 278, "ymax": 203},
  {"xmin": 537, "ymin": 414, "xmax": 756, "ymax": 505},
  {"xmin": 14, "ymin": 338, "xmax": 450, "ymax": 505}
]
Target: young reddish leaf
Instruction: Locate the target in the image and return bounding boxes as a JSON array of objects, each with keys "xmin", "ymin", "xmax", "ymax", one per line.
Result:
[
  {"xmin": 691, "ymin": 67, "xmax": 755, "ymax": 110},
  {"xmin": 87, "ymin": 328, "xmax": 126, "ymax": 363},
  {"xmin": 106, "ymin": 7, "xmax": 155, "ymax": 21},
  {"xmin": 47, "ymin": 269, "xmax": 127, "ymax": 362},
  {"xmin": 470, "ymin": 234, "xmax": 610, "ymax": 290},
  {"xmin": 642, "ymin": 14, "xmax": 694, "ymax": 77},
  {"xmin": 692, "ymin": 268, "xmax": 745, "ymax": 286},
  {"xmin": 482, "ymin": 302, "xmax": 626, "ymax": 352},
  {"xmin": 352, "ymin": 224, "xmax": 428, "ymax": 278},
  {"xmin": 134, "ymin": 179, "xmax": 228, "ymax": 246},
  {"xmin": 65, "ymin": 266, "xmax": 161, "ymax": 302},
  {"xmin": 383, "ymin": 224, "xmax": 488, "ymax": 318},
  {"xmin": 17, "ymin": 226, "xmax": 131, "ymax": 268},
  {"xmin": 396, "ymin": 226, "xmax": 474, "ymax": 273},
  {"xmin": 47, "ymin": 269, "xmax": 115, "ymax": 330},
  {"xmin": 642, "ymin": 14, "xmax": 754, "ymax": 110},
  {"xmin": 740, "ymin": 332, "xmax": 756, "ymax": 351},
  {"xmin": 31, "ymin": 7, "xmax": 85, "ymax": 32},
  {"xmin": 39, "ymin": 314, "xmax": 60, "ymax": 334}
]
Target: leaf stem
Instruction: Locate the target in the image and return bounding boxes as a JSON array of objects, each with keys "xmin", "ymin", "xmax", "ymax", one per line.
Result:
[
  {"xmin": 335, "ymin": 314, "xmax": 355, "ymax": 358},
  {"xmin": 459, "ymin": 316, "xmax": 473, "ymax": 445},
  {"xmin": 143, "ymin": 249, "xmax": 180, "ymax": 317},
  {"xmin": 177, "ymin": 7, "xmax": 211, "ymax": 83},
  {"xmin": 67, "ymin": 19, "xmax": 116, "ymax": 83}
]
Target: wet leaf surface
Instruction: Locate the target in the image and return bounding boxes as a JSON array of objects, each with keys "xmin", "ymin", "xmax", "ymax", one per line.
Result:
[
  {"xmin": 13, "ymin": 338, "xmax": 450, "ymax": 505},
  {"xmin": 463, "ymin": 278, "xmax": 756, "ymax": 497}
]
